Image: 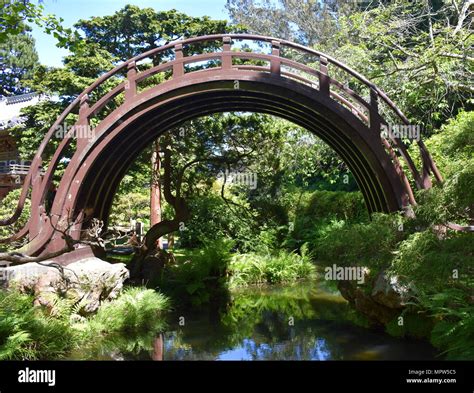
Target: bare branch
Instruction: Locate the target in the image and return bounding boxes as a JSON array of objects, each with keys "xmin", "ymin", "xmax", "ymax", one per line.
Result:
[
  {"xmin": 1, "ymin": 213, "xmax": 106, "ymax": 266},
  {"xmin": 453, "ymin": 0, "xmax": 474, "ymax": 35}
]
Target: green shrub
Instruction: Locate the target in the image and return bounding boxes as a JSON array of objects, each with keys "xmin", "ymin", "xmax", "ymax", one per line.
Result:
[
  {"xmin": 89, "ymin": 287, "xmax": 170, "ymax": 335},
  {"xmin": 304, "ymin": 190, "xmax": 368, "ymax": 222},
  {"xmin": 0, "ymin": 291, "xmax": 76, "ymax": 360},
  {"xmin": 160, "ymin": 238, "xmax": 234, "ymax": 306},
  {"xmin": 414, "ymin": 162, "xmax": 474, "ymax": 225},
  {"xmin": 312, "ymin": 213, "xmax": 404, "ymax": 269},
  {"xmin": 284, "ymin": 190, "xmax": 368, "ymax": 251},
  {"xmin": 75, "ymin": 287, "xmax": 170, "ymax": 359},
  {"xmin": 178, "ymin": 194, "xmax": 258, "ymax": 251},
  {"xmin": 389, "ymin": 231, "xmax": 473, "ymax": 360},
  {"xmin": 0, "ymin": 287, "xmax": 170, "ymax": 360},
  {"xmin": 390, "ymin": 231, "xmax": 474, "ymax": 292},
  {"xmin": 0, "ymin": 189, "xmax": 31, "ymax": 251},
  {"xmin": 423, "ymin": 111, "xmax": 474, "ymax": 178},
  {"xmin": 418, "ymin": 289, "xmax": 474, "ymax": 360}
]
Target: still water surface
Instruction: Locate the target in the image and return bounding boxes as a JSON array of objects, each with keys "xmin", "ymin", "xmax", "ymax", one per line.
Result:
[{"xmin": 87, "ymin": 281, "xmax": 438, "ymax": 361}]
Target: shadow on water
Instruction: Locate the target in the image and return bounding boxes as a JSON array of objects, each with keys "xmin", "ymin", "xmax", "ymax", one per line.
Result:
[{"xmin": 96, "ymin": 280, "xmax": 438, "ymax": 361}]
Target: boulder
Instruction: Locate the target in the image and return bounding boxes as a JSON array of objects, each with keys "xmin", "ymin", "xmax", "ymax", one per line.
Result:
[
  {"xmin": 371, "ymin": 270, "xmax": 412, "ymax": 309},
  {"xmin": 337, "ymin": 270, "xmax": 413, "ymax": 325},
  {"xmin": 338, "ymin": 281, "xmax": 399, "ymax": 325},
  {"xmin": 1, "ymin": 258, "xmax": 129, "ymax": 314}
]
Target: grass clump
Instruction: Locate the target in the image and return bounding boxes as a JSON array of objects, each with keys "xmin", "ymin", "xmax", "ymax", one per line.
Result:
[
  {"xmin": 88, "ymin": 287, "xmax": 170, "ymax": 335},
  {"xmin": 229, "ymin": 245, "xmax": 316, "ymax": 288}
]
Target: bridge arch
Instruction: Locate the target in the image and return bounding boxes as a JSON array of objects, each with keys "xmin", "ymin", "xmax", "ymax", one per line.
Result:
[{"xmin": 0, "ymin": 34, "xmax": 442, "ymax": 256}]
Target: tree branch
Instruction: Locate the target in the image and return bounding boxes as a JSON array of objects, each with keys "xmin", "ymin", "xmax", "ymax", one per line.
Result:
[{"xmin": 453, "ymin": 0, "xmax": 474, "ymax": 35}]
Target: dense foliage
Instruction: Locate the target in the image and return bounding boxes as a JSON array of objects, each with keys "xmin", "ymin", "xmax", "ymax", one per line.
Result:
[
  {"xmin": 228, "ymin": 0, "xmax": 474, "ymax": 132},
  {"xmin": 0, "ymin": 189, "xmax": 31, "ymax": 252},
  {"xmin": 0, "ymin": 24, "xmax": 39, "ymax": 96},
  {"xmin": 0, "ymin": 288, "xmax": 170, "ymax": 360}
]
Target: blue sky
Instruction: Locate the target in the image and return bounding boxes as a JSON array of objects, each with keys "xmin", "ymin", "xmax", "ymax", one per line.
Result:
[{"xmin": 31, "ymin": 0, "xmax": 229, "ymax": 67}]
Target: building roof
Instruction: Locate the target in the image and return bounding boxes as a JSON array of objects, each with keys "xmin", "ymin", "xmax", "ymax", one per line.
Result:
[
  {"xmin": 4, "ymin": 92, "xmax": 38, "ymax": 105},
  {"xmin": 0, "ymin": 92, "xmax": 43, "ymax": 130}
]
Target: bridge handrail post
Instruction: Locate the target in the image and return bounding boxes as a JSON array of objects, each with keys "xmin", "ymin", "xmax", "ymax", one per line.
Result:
[
  {"xmin": 77, "ymin": 94, "xmax": 91, "ymax": 151},
  {"xmin": 369, "ymin": 87, "xmax": 381, "ymax": 135},
  {"xmin": 28, "ymin": 160, "xmax": 44, "ymax": 239},
  {"xmin": 319, "ymin": 55, "xmax": 330, "ymax": 96},
  {"xmin": 270, "ymin": 40, "xmax": 281, "ymax": 75},
  {"xmin": 78, "ymin": 94, "xmax": 90, "ymax": 122},
  {"xmin": 125, "ymin": 61, "xmax": 137, "ymax": 101},
  {"xmin": 222, "ymin": 36, "xmax": 232, "ymax": 69},
  {"xmin": 173, "ymin": 44, "xmax": 184, "ymax": 78}
]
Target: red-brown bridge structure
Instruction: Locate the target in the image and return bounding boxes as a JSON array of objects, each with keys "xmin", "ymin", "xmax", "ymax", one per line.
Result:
[{"xmin": 0, "ymin": 34, "xmax": 443, "ymax": 258}]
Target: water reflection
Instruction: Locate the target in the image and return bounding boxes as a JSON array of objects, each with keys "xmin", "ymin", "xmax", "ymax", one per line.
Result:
[
  {"xmin": 151, "ymin": 281, "xmax": 437, "ymax": 361},
  {"xmin": 85, "ymin": 281, "xmax": 438, "ymax": 360},
  {"xmin": 159, "ymin": 321, "xmax": 436, "ymax": 360},
  {"xmin": 152, "ymin": 335, "xmax": 164, "ymax": 361}
]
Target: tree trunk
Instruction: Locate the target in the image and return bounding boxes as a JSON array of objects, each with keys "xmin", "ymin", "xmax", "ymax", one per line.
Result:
[
  {"xmin": 129, "ymin": 145, "xmax": 189, "ymax": 283},
  {"xmin": 150, "ymin": 140, "xmax": 163, "ymax": 249},
  {"xmin": 168, "ymin": 233, "xmax": 175, "ymax": 249}
]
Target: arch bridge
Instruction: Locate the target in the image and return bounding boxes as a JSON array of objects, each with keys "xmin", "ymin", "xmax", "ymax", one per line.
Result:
[{"xmin": 0, "ymin": 34, "xmax": 442, "ymax": 257}]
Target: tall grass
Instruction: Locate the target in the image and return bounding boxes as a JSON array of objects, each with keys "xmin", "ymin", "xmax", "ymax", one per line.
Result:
[{"xmin": 229, "ymin": 245, "xmax": 316, "ymax": 288}]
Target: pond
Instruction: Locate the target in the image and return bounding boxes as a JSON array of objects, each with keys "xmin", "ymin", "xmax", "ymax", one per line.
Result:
[{"xmin": 77, "ymin": 280, "xmax": 439, "ymax": 361}]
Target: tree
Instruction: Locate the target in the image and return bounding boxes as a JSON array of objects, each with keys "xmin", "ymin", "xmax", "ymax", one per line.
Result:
[
  {"xmin": 0, "ymin": 0, "xmax": 80, "ymax": 48},
  {"xmin": 1, "ymin": 0, "xmax": 42, "ymax": 41},
  {"xmin": 226, "ymin": 0, "xmax": 347, "ymax": 47},
  {"xmin": 227, "ymin": 0, "xmax": 474, "ymax": 133},
  {"xmin": 128, "ymin": 112, "xmax": 293, "ymax": 277},
  {"xmin": 0, "ymin": 24, "xmax": 39, "ymax": 96},
  {"xmin": 75, "ymin": 5, "xmax": 233, "ymax": 61},
  {"xmin": 329, "ymin": 0, "xmax": 473, "ymax": 133}
]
